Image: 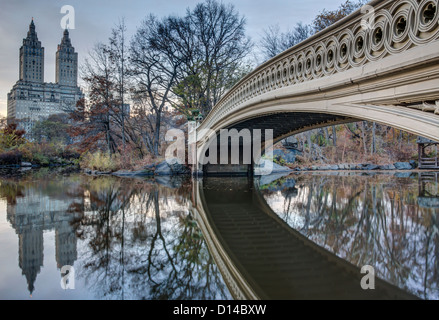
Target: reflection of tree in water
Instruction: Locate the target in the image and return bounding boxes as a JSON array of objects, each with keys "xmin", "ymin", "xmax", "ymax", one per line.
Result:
[
  {"xmin": 261, "ymin": 173, "xmax": 439, "ymax": 300},
  {"xmin": 75, "ymin": 177, "xmax": 230, "ymax": 300}
]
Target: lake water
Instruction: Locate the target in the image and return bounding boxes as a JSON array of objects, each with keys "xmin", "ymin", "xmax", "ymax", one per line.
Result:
[{"xmin": 0, "ymin": 168, "xmax": 437, "ymax": 300}]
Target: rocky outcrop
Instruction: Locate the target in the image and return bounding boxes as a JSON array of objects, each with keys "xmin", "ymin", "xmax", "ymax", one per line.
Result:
[
  {"xmin": 394, "ymin": 162, "xmax": 413, "ymax": 170},
  {"xmin": 254, "ymin": 159, "xmax": 293, "ymax": 176},
  {"xmin": 273, "ymin": 149, "xmax": 297, "ymax": 164},
  {"xmin": 155, "ymin": 158, "xmax": 191, "ymax": 176},
  {"xmin": 299, "ymin": 161, "xmax": 416, "ymax": 172}
]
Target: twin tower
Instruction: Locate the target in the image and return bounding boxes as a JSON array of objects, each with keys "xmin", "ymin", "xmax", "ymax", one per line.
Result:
[
  {"xmin": 7, "ymin": 19, "xmax": 83, "ymax": 133},
  {"xmin": 20, "ymin": 19, "xmax": 78, "ymax": 87}
]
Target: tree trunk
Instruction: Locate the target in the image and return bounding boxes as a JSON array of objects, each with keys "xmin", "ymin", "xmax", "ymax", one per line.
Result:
[
  {"xmin": 324, "ymin": 127, "xmax": 329, "ymax": 145},
  {"xmin": 371, "ymin": 122, "xmax": 376, "ymax": 155},
  {"xmin": 153, "ymin": 111, "xmax": 162, "ymax": 156},
  {"xmin": 307, "ymin": 131, "xmax": 312, "ymax": 159},
  {"xmin": 361, "ymin": 121, "xmax": 367, "ymax": 156}
]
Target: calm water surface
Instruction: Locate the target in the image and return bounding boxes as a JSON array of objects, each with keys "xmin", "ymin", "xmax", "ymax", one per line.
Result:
[
  {"xmin": 0, "ymin": 168, "xmax": 437, "ymax": 299},
  {"xmin": 0, "ymin": 169, "xmax": 230, "ymax": 300},
  {"xmin": 260, "ymin": 171, "xmax": 439, "ymax": 300}
]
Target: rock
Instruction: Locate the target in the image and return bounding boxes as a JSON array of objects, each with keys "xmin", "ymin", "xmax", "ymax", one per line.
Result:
[
  {"xmin": 155, "ymin": 158, "xmax": 190, "ymax": 176},
  {"xmin": 394, "ymin": 162, "xmax": 412, "ymax": 170},
  {"xmin": 379, "ymin": 164, "xmax": 396, "ymax": 170},
  {"xmin": 363, "ymin": 164, "xmax": 380, "ymax": 170},
  {"xmin": 21, "ymin": 162, "xmax": 32, "ymax": 167},
  {"xmin": 254, "ymin": 159, "xmax": 292, "ymax": 175},
  {"xmin": 272, "ymin": 149, "xmax": 297, "ymax": 164},
  {"xmin": 409, "ymin": 160, "xmax": 417, "ymax": 169}
]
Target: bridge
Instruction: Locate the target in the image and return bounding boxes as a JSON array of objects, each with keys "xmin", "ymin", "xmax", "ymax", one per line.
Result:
[
  {"xmin": 192, "ymin": 0, "xmax": 439, "ymax": 176},
  {"xmin": 191, "ymin": 176, "xmax": 418, "ymax": 300}
]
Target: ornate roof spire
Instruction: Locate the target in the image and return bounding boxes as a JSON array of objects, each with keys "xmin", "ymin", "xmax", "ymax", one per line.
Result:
[
  {"xmin": 27, "ymin": 18, "xmax": 38, "ymax": 41},
  {"xmin": 60, "ymin": 28, "xmax": 72, "ymax": 47}
]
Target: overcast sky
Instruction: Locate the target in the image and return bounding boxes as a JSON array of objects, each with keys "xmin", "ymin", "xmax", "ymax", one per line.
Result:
[{"xmin": 0, "ymin": 0, "xmax": 346, "ymax": 116}]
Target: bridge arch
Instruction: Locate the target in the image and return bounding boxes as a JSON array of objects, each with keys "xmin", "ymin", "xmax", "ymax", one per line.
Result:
[{"xmin": 194, "ymin": 0, "xmax": 439, "ymax": 174}]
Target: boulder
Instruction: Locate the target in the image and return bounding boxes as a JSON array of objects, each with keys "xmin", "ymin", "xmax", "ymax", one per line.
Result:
[
  {"xmin": 155, "ymin": 158, "xmax": 191, "ymax": 176},
  {"xmin": 379, "ymin": 164, "xmax": 396, "ymax": 170},
  {"xmin": 362, "ymin": 164, "xmax": 380, "ymax": 170},
  {"xmin": 347, "ymin": 164, "xmax": 359, "ymax": 170},
  {"xmin": 21, "ymin": 162, "xmax": 32, "ymax": 167},
  {"xmin": 254, "ymin": 159, "xmax": 292, "ymax": 176},
  {"xmin": 273, "ymin": 149, "xmax": 297, "ymax": 164},
  {"xmin": 409, "ymin": 160, "xmax": 417, "ymax": 169},
  {"xmin": 394, "ymin": 162, "xmax": 412, "ymax": 170}
]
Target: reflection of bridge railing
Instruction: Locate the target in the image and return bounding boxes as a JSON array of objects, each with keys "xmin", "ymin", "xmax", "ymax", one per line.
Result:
[
  {"xmin": 198, "ymin": 0, "xmax": 439, "ymax": 142},
  {"xmin": 193, "ymin": 177, "xmax": 418, "ymax": 300}
]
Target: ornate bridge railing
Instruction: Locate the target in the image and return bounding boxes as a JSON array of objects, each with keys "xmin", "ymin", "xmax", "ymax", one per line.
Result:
[{"xmin": 198, "ymin": 0, "xmax": 439, "ymax": 133}]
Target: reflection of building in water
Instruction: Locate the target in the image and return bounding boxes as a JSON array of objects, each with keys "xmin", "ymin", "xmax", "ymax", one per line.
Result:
[
  {"xmin": 6, "ymin": 186, "xmax": 83, "ymax": 295},
  {"xmin": 55, "ymin": 221, "xmax": 77, "ymax": 269},
  {"xmin": 18, "ymin": 227, "xmax": 43, "ymax": 295}
]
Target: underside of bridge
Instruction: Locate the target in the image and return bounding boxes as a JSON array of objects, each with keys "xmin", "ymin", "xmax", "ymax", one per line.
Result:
[
  {"xmin": 201, "ymin": 112, "xmax": 356, "ymax": 176},
  {"xmin": 195, "ymin": 0, "xmax": 439, "ymax": 176}
]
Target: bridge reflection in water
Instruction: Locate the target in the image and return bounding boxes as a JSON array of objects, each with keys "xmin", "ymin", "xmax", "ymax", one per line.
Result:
[
  {"xmin": 193, "ymin": 175, "xmax": 433, "ymax": 300},
  {"xmin": 1, "ymin": 171, "xmax": 437, "ymax": 299}
]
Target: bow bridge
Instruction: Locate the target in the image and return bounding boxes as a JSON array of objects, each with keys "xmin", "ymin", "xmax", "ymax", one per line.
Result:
[
  {"xmin": 191, "ymin": 177, "xmax": 418, "ymax": 299},
  {"xmin": 193, "ymin": 0, "xmax": 439, "ymax": 176}
]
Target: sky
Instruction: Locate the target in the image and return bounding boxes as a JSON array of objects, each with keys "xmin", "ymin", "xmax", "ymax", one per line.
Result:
[{"xmin": 0, "ymin": 0, "xmax": 347, "ymax": 117}]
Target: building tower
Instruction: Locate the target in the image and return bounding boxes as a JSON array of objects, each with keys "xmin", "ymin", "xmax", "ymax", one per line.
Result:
[
  {"xmin": 19, "ymin": 19, "xmax": 44, "ymax": 83},
  {"xmin": 55, "ymin": 29, "xmax": 78, "ymax": 87}
]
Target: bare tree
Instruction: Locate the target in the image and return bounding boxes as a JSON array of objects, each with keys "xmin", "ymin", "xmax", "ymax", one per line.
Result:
[
  {"xmin": 73, "ymin": 43, "xmax": 119, "ymax": 154},
  {"xmin": 176, "ymin": 0, "xmax": 252, "ymax": 116},
  {"xmin": 109, "ymin": 18, "xmax": 129, "ymax": 151},
  {"xmin": 260, "ymin": 23, "xmax": 312, "ymax": 60},
  {"xmin": 130, "ymin": 15, "xmax": 184, "ymax": 156},
  {"xmin": 129, "ymin": 0, "xmax": 252, "ymax": 156}
]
